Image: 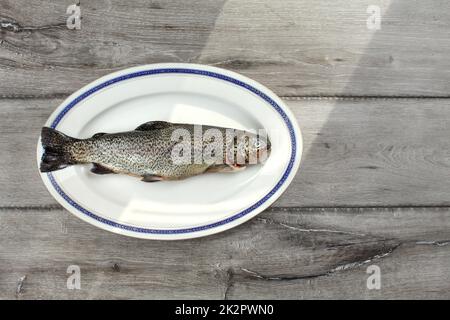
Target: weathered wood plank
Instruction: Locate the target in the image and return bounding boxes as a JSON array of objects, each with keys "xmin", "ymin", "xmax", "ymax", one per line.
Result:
[
  {"xmin": 2, "ymin": 98, "xmax": 450, "ymax": 207},
  {"xmin": 1, "ymin": 0, "xmax": 450, "ymax": 96},
  {"xmin": 1, "ymin": 207, "xmax": 448, "ymax": 299},
  {"xmin": 228, "ymin": 243, "xmax": 450, "ymax": 299}
]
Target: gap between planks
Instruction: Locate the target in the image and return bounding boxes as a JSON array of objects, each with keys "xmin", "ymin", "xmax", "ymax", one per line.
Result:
[{"xmin": 280, "ymin": 95, "xmax": 450, "ymax": 101}]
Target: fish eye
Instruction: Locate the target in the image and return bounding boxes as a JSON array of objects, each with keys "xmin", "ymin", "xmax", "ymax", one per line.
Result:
[{"xmin": 254, "ymin": 141, "xmax": 261, "ymax": 148}]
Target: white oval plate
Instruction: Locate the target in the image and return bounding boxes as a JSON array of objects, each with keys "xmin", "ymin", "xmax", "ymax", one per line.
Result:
[{"xmin": 37, "ymin": 63, "xmax": 302, "ymax": 240}]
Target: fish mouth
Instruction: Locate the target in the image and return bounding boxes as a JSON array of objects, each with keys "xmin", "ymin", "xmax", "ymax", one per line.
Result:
[
  {"xmin": 266, "ymin": 137, "xmax": 272, "ymax": 153},
  {"xmin": 256, "ymin": 136, "xmax": 271, "ymax": 163},
  {"xmin": 264, "ymin": 134, "xmax": 272, "ymax": 151}
]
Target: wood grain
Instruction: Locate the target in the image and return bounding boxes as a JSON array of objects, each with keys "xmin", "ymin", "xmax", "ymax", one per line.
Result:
[
  {"xmin": 2, "ymin": 97, "xmax": 450, "ymax": 207},
  {"xmin": 1, "ymin": 207, "xmax": 448, "ymax": 299},
  {"xmin": 1, "ymin": 0, "xmax": 449, "ymax": 300},
  {"xmin": 1, "ymin": 0, "xmax": 450, "ymax": 97}
]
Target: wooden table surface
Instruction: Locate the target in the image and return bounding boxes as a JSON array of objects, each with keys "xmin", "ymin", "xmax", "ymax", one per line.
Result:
[{"xmin": 1, "ymin": 0, "xmax": 449, "ymax": 299}]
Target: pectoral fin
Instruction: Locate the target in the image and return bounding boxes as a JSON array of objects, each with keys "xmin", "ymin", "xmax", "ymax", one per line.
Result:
[
  {"xmin": 141, "ymin": 174, "xmax": 164, "ymax": 182},
  {"xmin": 91, "ymin": 163, "xmax": 115, "ymax": 175}
]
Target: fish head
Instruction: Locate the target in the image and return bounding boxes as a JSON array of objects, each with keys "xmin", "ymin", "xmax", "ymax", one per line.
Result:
[{"xmin": 234, "ymin": 130, "xmax": 271, "ymax": 165}]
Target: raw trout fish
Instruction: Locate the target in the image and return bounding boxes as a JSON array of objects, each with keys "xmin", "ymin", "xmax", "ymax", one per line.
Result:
[{"xmin": 40, "ymin": 121, "xmax": 271, "ymax": 182}]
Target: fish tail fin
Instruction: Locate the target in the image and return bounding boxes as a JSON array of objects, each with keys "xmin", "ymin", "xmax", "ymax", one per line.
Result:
[{"xmin": 40, "ymin": 127, "xmax": 78, "ymax": 172}]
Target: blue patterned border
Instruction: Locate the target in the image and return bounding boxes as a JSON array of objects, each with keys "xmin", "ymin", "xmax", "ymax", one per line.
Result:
[{"xmin": 47, "ymin": 68, "xmax": 296, "ymax": 235}]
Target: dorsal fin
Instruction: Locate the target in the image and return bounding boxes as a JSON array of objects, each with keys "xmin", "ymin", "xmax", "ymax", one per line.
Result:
[
  {"xmin": 135, "ymin": 121, "xmax": 172, "ymax": 131},
  {"xmin": 92, "ymin": 132, "xmax": 107, "ymax": 138}
]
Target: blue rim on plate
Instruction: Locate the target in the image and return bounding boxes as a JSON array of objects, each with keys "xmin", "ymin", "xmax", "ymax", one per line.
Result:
[{"xmin": 46, "ymin": 68, "xmax": 296, "ymax": 235}]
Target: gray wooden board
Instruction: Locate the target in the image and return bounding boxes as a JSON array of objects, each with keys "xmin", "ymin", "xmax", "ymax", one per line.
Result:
[
  {"xmin": 1, "ymin": 0, "xmax": 450, "ymax": 300},
  {"xmin": 0, "ymin": 207, "xmax": 448, "ymax": 299},
  {"xmin": 2, "ymin": 98, "xmax": 450, "ymax": 207},
  {"xmin": 1, "ymin": 0, "xmax": 450, "ymax": 97}
]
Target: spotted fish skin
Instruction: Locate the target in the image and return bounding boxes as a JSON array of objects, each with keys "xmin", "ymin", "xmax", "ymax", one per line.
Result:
[{"xmin": 40, "ymin": 121, "xmax": 271, "ymax": 182}]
